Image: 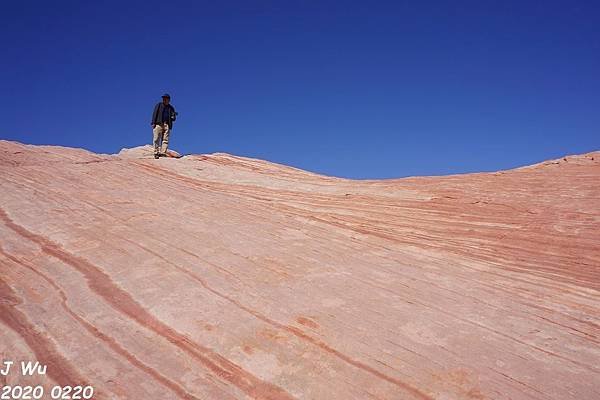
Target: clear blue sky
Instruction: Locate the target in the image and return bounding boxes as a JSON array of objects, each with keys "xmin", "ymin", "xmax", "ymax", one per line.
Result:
[{"xmin": 2, "ymin": 1, "xmax": 599, "ymax": 178}]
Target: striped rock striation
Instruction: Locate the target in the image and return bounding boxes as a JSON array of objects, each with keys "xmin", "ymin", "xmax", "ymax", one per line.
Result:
[{"xmin": 1, "ymin": 140, "xmax": 599, "ymax": 400}]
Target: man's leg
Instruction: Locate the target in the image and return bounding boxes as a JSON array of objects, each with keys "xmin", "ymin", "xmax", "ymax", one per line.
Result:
[
  {"xmin": 160, "ymin": 124, "xmax": 171, "ymax": 154},
  {"xmin": 152, "ymin": 124, "xmax": 163, "ymax": 156}
]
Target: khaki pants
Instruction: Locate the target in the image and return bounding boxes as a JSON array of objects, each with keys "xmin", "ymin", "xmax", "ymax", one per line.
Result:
[{"xmin": 152, "ymin": 123, "xmax": 170, "ymax": 155}]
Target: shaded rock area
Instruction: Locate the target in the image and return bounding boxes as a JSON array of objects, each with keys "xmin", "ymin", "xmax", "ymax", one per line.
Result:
[{"xmin": 0, "ymin": 139, "xmax": 599, "ymax": 400}]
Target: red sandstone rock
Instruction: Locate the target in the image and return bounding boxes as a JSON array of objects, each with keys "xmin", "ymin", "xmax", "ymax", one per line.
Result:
[{"xmin": 0, "ymin": 140, "xmax": 598, "ymax": 399}]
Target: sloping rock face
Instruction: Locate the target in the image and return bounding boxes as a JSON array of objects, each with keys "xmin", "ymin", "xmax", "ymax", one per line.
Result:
[{"xmin": 1, "ymin": 140, "xmax": 599, "ymax": 400}]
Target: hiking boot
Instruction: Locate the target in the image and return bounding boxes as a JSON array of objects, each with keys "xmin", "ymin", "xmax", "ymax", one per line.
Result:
[{"xmin": 154, "ymin": 153, "xmax": 160, "ymax": 159}]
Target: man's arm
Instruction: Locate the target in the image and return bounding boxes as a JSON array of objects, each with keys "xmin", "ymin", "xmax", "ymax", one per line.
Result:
[{"xmin": 151, "ymin": 103, "xmax": 159, "ymax": 127}]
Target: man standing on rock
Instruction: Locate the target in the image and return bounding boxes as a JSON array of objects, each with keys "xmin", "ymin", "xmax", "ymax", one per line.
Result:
[{"xmin": 151, "ymin": 93, "xmax": 178, "ymax": 159}]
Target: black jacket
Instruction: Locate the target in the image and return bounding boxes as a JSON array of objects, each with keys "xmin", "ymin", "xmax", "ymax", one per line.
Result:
[{"xmin": 151, "ymin": 103, "xmax": 177, "ymax": 129}]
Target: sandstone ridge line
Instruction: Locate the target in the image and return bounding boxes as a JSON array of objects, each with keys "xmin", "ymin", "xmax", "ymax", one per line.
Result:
[{"xmin": 1, "ymin": 140, "xmax": 598, "ymax": 400}]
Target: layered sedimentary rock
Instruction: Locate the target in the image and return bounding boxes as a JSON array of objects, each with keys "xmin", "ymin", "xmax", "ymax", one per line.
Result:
[{"xmin": 0, "ymin": 140, "xmax": 599, "ymax": 400}]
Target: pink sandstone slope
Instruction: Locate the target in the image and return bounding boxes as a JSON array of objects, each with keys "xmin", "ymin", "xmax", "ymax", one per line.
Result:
[{"xmin": 0, "ymin": 140, "xmax": 599, "ymax": 400}]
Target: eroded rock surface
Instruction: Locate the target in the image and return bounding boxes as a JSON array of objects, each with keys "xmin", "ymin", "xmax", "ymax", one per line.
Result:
[{"xmin": 1, "ymin": 140, "xmax": 599, "ymax": 399}]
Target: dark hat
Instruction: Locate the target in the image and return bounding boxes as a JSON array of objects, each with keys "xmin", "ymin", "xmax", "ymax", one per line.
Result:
[{"xmin": 161, "ymin": 93, "xmax": 171, "ymax": 98}]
